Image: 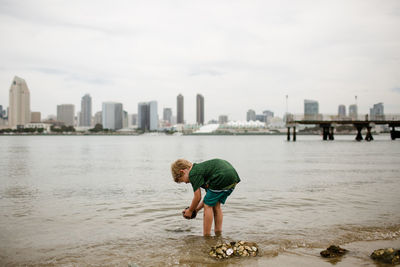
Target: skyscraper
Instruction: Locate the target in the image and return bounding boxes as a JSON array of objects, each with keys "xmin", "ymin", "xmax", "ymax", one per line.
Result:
[
  {"xmin": 338, "ymin": 105, "xmax": 346, "ymax": 118},
  {"xmin": 349, "ymin": 104, "xmax": 358, "ymax": 120},
  {"xmin": 0, "ymin": 105, "xmax": 3, "ymax": 119},
  {"xmin": 163, "ymin": 108, "xmax": 172, "ymax": 124},
  {"xmin": 31, "ymin": 112, "xmax": 41, "ymax": 123},
  {"xmin": 138, "ymin": 101, "xmax": 158, "ymax": 131},
  {"xmin": 57, "ymin": 104, "xmax": 75, "ymax": 126},
  {"xmin": 177, "ymin": 94, "xmax": 184, "ymax": 124},
  {"xmin": 370, "ymin": 103, "xmax": 384, "ymax": 120},
  {"xmin": 102, "ymin": 102, "xmax": 123, "ymax": 130},
  {"xmin": 196, "ymin": 94, "xmax": 204, "ymax": 125},
  {"xmin": 80, "ymin": 94, "xmax": 92, "ymax": 127},
  {"xmin": 9, "ymin": 76, "xmax": 30, "ymax": 128},
  {"xmin": 246, "ymin": 109, "xmax": 256, "ymax": 121},
  {"xmin": 94, "ymin": 111, "xmax": 102, "ymax": 126},
  {"xmin": 218, "ymin": 115, "xmax": 228, "ymax": 124},
  {"xmin": 304, "ymin": 99, "xmax": 319, "ymax": 120}
]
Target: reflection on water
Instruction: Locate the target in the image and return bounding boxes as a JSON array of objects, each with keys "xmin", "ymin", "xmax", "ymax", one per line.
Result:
[{"xmin": 0, "ymin": 135, "xmax": 399, "ymax": 266}]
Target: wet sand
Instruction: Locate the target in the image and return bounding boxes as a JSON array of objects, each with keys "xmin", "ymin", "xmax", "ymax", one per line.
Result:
[{"xmin": 247, "ymin": 239, "xmax": 400, "ymax": 267}]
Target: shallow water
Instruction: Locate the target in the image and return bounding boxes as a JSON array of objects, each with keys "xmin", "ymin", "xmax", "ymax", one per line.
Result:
[{"xmin": 0, "ymin": 135, "xmax": 399, "ymax": 266}]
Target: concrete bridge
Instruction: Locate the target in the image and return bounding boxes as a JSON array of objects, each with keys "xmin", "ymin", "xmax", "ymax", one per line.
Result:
[{"xmin": 286, "ymin": 120, "xmax": 400, "ymax": 141}]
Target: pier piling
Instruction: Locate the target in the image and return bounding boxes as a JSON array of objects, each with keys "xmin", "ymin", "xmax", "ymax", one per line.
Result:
[
  {"xmin": 365, "ymin": 126, "xmax": 374, "ymax": 141},
  {"xmin": 355, "ymin": 126, "xmax": 363, "ymax": 141}
]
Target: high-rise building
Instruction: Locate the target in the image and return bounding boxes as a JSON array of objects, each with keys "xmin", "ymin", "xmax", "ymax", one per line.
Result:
[
  {"xmin": 349, "ymin": 104, "xmax": 358, "ymax": 120},
  {"xmin": 177, "ymin": 94, "xmax": 184, "ymax": 124},
  {"xmin": 338, "ymin": 105, "xmax": 346, "ymax": 118},
  {"xmin": 9, "ymin": 76, "xmax": 30, "ymax": 128},
  {"xmin": 370, "ymin": 102, "xmax": 384, "ymax": 120},
  {"xmin": 123, "ymin": 110, "xmax": 128, "ymax": 129},
  {"xmin": 138, "ymin": 101, "xmax": 158, "ymax": 131},
  {"xmin": 304, "ymin": 99, "xmax": 319, "ymax": 120},
  {"xmin": 196, "ymin": 94, "xmax": 204, "ymax": 125},
  {"xmin": 94, "ymin": 111, "xmax": 102, "ymax": 126},
  {"xmin": 163, "ymin": 108, "xmax": 172, "ymax": 124},
  {"xmin": 246, "ymin": 109, "xmax": 256, "ymax": 121},
  {"xmin": 256, "ymin": 114, "xmax": 267, "ymax": 122},
  {"xmin": 128, "ymin": 114, "xmax": 137, "ymax": 128},
  {"xmin": 79, "ymin": 94, "xmax": 92, "ymax": 127},
  {"xmin": 102, "ymin": 102, "xmax": 123, "ymax": 130},
  {"xmin": 218, "ymin": 115, "xmax": 228, "ymax": 124},
  {"xmin": 0, "ymin": 105, "xmax": 3, "ymax": 119},
  {"xmin": 57, "ymin": 104, "xmax": 75, "ymax": 126},
  {"xmin": 31, "ymin": 112, "xmax": 41, "ymax": 123}
]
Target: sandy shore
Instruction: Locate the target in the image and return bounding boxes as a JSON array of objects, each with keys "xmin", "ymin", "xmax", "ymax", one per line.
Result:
[
  {"xmin": 252, "ymin": 239, "xmax": 400, "ymax": 267},
  {"xmin": 195, "ymin": 238, "xmax": 400, "ymax": 267}
]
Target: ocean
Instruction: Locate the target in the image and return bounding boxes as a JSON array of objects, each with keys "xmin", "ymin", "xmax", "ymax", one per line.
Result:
[{"xmin": 0, "ymin": 135, "xmax": 399, "ymax": 266}]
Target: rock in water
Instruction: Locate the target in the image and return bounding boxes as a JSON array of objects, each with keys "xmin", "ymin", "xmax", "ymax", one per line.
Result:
[
  {"xmin": 371, "ymin": 248, "xmax": 400, "ymax": 264},
  {"xmin": 209, "ymin": 241, "xmax": 259, "ymax": 260},
  {"xmin": 183, "ymin": 207, "xmax": 197, "ymax": 219},
  {"xmin": 320, "ymin": 245, "xmax": 348, "ymax": 258}
]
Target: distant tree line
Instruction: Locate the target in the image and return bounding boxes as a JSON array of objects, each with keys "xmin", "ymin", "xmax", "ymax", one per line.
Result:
[
  {"xmin": 0, "ymin": 128, "xmax": 44, "ymax": 134},
  {"xmin": 50, "ymin": 125, "xmax": 75, "ymax": 133}
]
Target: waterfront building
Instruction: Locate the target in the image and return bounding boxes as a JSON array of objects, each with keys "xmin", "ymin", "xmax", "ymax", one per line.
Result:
[
  {"xmin": 304, "ymin": 99, "xmax": 319, "ymax": 120},
  {"xmin": 246, "ymin": 109, "xmax": 256, "ymax": 121},
  {"xmin": 31, "ymin": 112, "xmax": 41, "ymax": 123},
  {"xmin": 163, "ymin": 108, "xmax": 172, "ymax": 124},
  {"xmin": 218, "ymin": 115, "xmax": 228, "ymax": 124},
  {"xmin": 25, "ymin": 123, "xmax": 52, "ymax": 132},
  {"xmin": 9, "ymin": 76, "xmax": 30, "ymax": 128},
  {"xmin": 79, "ymin": 94, "xmax": 92, "ymax": 127},
  {"xmin": 129, "ymin": 114, "xmax": 137, "ymax": 127},
  {"xmin": 370, "ymin": 103, "xmax": 384, "ymax": 120},
  {"xmin": 138, "ymin": 101, "xmax": 158, "ymax": 131},
  {"xmin": 263, "ymin": 110, "xmax": 274, "ymax": 123},
  {"xmin": 196, "ymin": 94, "xmax": 204, "ymax": 125},
  {"xmin": 94, "ymin": 111, "xmax": 102, "ymax": 126},
  {"xmin": 57, "ymin": 104, "xmax": 75, "ymax": 126},
  {"xmin": 177, "ymin": 94, "xmax": 184, "ymax": 124},
  {"xmin": 256, "ymin": 114, "xmax": 267, "ymax": 122},
  {"xmin": 338, "ymin": 105, "xmax": 346, "ymax": 119},
  {"xmin": 349, "ymin": 104, "xmax": 358, "ymax": 120},
  {"xmin": 102, "ymin": 102, "xmax": 123, "ymax": 130}
]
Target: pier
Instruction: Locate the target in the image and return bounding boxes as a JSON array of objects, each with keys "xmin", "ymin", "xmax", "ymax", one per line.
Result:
[{"xmin": 286, "ymin": 120, "xmax": 400, "ymax": 141}]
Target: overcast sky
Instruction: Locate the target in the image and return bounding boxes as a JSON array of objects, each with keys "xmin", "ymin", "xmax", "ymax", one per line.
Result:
[{"xmin": 0, "ymin": 0, "xmax": 399, "ymax": 123}]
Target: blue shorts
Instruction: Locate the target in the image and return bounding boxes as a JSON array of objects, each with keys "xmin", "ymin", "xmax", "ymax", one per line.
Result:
[{"xmin": 203, "ymin": 188, "xmax": 234, "ymax": 207}]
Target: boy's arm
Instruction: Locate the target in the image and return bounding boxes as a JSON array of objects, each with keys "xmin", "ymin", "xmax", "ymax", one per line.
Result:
[
  {"xmin": 183, "ymin": 188, "xmax": 201, "ymax": 218},
  {"xmin": 196, "ymin": 201, "xmax": 204, "ymax": 212}
]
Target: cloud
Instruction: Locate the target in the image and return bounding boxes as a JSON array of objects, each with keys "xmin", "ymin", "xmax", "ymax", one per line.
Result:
[
  {"xmin": 392, "ymin": 87, "xmax": 400, "ymax": 93},
  {"xmin": 32, "ymin": 67, "xmax": 113, "ymax": 86}
]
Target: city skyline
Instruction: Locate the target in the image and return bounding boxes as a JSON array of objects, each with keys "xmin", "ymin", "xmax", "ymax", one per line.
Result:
[{"xmin": 0, "ymin": 1, "xmax": 400, "ymax": 122}]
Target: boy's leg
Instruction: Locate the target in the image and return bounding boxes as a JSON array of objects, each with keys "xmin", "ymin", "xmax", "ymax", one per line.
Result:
[
  {"xmin": 213, "ymin": 202, "xmax": 223, "ymax": 235},
  {"xmin": 203, "ymin": 204, "xmax": 213, "ymax": 236}
]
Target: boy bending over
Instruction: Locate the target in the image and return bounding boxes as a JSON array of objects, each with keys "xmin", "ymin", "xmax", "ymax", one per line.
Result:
[{"xmin": 171, "ymin": 158, "xmax": 240, "ymax": 236}]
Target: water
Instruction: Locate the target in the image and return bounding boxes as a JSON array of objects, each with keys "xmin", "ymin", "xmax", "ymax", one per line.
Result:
[{"xmin": 0, "ymin": 135, "xmax": 399, "ymax": 266}]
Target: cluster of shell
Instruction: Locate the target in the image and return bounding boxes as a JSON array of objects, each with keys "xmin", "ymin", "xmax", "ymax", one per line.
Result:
[{"xmin": 209, "ymin": 241, "xmax": 259, "ymax": 259}]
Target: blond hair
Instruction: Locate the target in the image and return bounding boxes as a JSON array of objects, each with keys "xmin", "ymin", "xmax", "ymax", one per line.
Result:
[{"xmin": 171, "ymin": 159, "xmax": 192, "ymax": 182}]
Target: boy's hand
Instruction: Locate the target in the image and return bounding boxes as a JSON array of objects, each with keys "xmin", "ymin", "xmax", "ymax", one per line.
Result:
[{"xmin": 182, "ymin": 207, "xmax": 196, "ymax": 219}]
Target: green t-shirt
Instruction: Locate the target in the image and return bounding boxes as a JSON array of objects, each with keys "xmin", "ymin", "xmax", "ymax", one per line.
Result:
[{"xmin": 189, "ymin": 159, "xmax": 241, "ymax": 192}]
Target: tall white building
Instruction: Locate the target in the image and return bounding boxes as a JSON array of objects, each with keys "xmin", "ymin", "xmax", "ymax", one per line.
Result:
[
  {"xmin": 57, "ymin": 104, "xmax": 75, "ymax": 126},
  {"xmin": 79, "ymin": 94, "xmax": 92, "ymax": 127},
  {"xmin": 246, "ymin": 109, "xmax": 256, "ymax": 121},
  {"xmin": 138, "ymin": 101, "xmax": 158, "ymax": 131},
  {"xmin": 102, "ymin": 102, "xmax": 123, "ymax": 130},
  {"xmin": 9, "ymin": 76, "xmax": 30, "ymax": 128}
]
